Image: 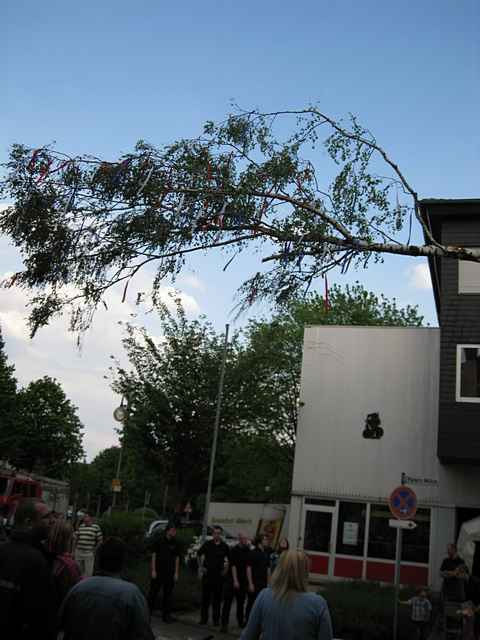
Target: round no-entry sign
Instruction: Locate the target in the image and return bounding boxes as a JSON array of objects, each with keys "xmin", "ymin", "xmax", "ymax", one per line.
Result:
[{"xmin": 389, "ymin": 485, "xmax": 417, "ymax": 520}]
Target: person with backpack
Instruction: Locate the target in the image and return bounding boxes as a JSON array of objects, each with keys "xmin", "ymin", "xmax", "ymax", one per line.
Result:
[
  {"xmin": 0, "ymin": 499, "xmax": 57, "ymax": 640},
  {"xmin": 48, "ymin": 519, "xmax": 82, "ymax": 610}
]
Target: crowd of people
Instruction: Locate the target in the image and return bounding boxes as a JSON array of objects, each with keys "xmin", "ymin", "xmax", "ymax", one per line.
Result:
[
  {"xmin": 0, "ymin": 499, "xmax": 154, "ymax": 640},
  {"xmin": 146, "ymin": 522, "xmax": 333, "ymax": 638},
  {"xmin": 3, "ymin": 498, "xmax": 478, "ymax": 640}
]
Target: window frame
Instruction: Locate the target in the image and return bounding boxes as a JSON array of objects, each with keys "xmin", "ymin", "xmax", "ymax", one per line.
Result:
[
  {"xmin": 456, "ymin": 344, "xmax": 480, "ymax": 403},
  {"xmin": 458, "ymin": 252, "xmax": 480, "ymax": 294}
]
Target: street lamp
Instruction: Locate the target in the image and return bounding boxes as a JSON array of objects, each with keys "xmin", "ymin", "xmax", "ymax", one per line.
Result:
[{"xmin": 112, "ymin": 396, "xmax": 128, "ymax": 509}]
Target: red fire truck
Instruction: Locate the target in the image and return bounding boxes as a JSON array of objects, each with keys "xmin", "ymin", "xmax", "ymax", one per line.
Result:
[
  {"xmin": 0, "ymin": 466, "xmax": 69, "ymax": 527},
  {"xmin": 0, "ymin": 470, "xmax": 43, "ymax": 522}
]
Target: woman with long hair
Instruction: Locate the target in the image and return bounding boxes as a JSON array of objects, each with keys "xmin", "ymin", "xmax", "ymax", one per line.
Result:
[
  {"xmin": 270, "ymin": 537, "xmax": 290, "ymax": 572},
  {"xmin": 48, "ymin": 520, "xmax": 82, "ymax": 609},
  {"xmin": 240, "ymin": 550, "xmax": 333, "ymax": 640}
]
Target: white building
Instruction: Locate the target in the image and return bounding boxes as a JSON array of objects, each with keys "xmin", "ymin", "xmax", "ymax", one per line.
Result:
[{"xmin": 288, "ymin": 199, "xmax": 480, "ymax": 590}]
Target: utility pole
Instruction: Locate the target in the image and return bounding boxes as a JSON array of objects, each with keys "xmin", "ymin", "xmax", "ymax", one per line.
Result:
[{"xmin": 202, "ymin": 323, "xmax": 229, "ymax": 540}]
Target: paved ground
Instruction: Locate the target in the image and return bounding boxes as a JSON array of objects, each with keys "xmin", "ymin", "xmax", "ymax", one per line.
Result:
[{"xmin": 151, "ymin": 614, "xmax": 239, "ymax": 640}]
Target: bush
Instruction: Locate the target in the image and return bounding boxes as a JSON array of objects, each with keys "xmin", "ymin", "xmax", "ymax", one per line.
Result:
[
  {"xmin": 323, "ymin": 581, "xmax": 420, "ymax": 640},
  {"xmin": 100, "ymin": 512, "xmax": 147, "ymax": 555},
  {"xmin": 133, "ymin": 507, "xmax": 159, "ymax": 520}
]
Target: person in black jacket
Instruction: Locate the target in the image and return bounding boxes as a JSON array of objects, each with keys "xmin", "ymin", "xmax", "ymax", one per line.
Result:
[
  {"xmin": 147, "ymin": 523, "xmax": 181, "ymax": 622},
  {"xmin": 198, "ymin": 526, "xmax": 230, "ymax": 626},
  {"xmin": 221, "ymin": 532, "xmax": 251, "ymax": 632},
  {"xmin": 246, "ymin": 534, "xmax": 271, "ymax": 622},
  {"xmin": 0, "ymin": 499, "xmax": 57, "ymax": 640}
]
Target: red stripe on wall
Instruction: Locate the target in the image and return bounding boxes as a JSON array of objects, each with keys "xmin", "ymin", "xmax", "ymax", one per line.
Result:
[
  {"xmin": 308, "ymin": 555, "xmax": 329, "ymax": 574},
  {"xmin": 366, "ymin": 561, "xmax": 428, "ymax": 585},
  {"xmin": 334, "ymin": 557, "xmax": 363, "ymax": 579},
  {"xmin": 366, "ymin": 561, "xmax": 395, "ymax": 583},
  {"xmin": 400, "ymin": 565, "xmax": 429, "ymax": 586}
]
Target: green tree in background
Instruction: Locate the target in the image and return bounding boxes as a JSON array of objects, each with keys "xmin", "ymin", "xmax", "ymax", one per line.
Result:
[
  {"xmin": 11, "ymin": 376, "xmax": 84, "ymax": 477},
  {"xmin": 0, "ymin": 326, "xmax": 18, "ymax": 460},
  {"xmin": 111, "ymin": 297, "xmax": 244, "ymax": 507}
]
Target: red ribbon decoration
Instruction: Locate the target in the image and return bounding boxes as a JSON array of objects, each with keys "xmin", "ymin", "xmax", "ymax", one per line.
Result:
[
  {"xmin": 37, "ymin": 158, "xmax": 53, "ymax": 182},
  {"xmin": 27, "ymin": 149, "xmax": 41, "ymax": 173}
]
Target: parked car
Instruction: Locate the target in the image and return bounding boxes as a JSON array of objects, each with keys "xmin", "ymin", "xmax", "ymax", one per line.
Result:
[{"xmin": 145, "ymin": 519, "xmax": 169, "ymax": 540}]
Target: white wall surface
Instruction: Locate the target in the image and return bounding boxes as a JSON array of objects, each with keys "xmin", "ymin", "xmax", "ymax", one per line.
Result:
[
  {"xmin": 209, "ymin": 502, "xmax": 289, "ymax": 540},
  {"xmin": 292, "ymin": 326, "xmax": 480, "ymax": 507}
]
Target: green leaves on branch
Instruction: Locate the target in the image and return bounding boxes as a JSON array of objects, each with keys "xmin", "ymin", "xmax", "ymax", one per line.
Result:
[{"xmin": 0, "ymin": 107, "xmax": 443, "ymax": 335}]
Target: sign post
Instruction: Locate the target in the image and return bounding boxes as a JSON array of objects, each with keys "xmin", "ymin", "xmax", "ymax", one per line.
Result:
[
  {"xmin": 393, "ymin": 526, "xmax": 402, "ymax": 640},
  {"xmin": 389, "ymin": 483, "xmax": 417, "ymax": 640}
]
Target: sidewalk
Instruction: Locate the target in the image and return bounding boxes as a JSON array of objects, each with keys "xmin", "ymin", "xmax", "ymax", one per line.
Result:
[{"xmin": 151, "ymin": 614, "xmax": 239, "ymax": 639}]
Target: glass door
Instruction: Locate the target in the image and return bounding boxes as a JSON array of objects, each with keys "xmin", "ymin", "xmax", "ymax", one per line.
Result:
[{"xmin": 301, "ymin": 506, "xmax": 336, "ymax": 576}]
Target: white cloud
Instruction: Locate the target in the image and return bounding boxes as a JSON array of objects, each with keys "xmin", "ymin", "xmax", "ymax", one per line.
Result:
[
  {"xmin": 0, "ymin": 261, "xmax": 201, "ymax": 461},
  {"xmin": 179, "ymin": 273, "xmax": 207, "ymax": 293},
  {"xmin": 407, "ymin": 263, "xmax": 432, "ymax": 290}
]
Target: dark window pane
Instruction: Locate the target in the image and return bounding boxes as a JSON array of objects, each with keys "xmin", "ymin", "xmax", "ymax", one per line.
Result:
[
  {"xmin": 304, "ymin": 511, "xmax": 332, "ymax": 553},
  {"xmin": 305, "ymin": 498, "xmax": 335, "ymax": 506},
  {"xmin": 401, "ymin": 508, "xmax": 430, "ymax": 563},
  {"xmin": 368, "ymin": 504, "xmax": 396, "ymax": 560},
  {"xmin": 460, "ymin": 347, "xmax": 480, "ymax": 398},
  {"xmin": 336, "ymin": 501, "xmax": 366, "ymax": 557}
]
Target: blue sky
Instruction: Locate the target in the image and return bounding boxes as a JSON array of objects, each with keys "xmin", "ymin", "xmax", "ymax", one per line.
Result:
[{"xmin": 2, "ymin": 0, "xmax": 479, "ymax": 458}]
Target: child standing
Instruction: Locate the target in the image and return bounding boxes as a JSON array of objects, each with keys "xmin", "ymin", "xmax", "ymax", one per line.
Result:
[{"xmin": 399, "ymin": 587, "xmax": 432, "ymax": 640}]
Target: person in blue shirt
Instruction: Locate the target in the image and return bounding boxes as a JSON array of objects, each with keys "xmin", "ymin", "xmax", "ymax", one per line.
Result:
[
  {"xmin": 240, "ymin": 549, "xmax": 333, "ymax": 640},
  {"xmin": 60, "ymin": 537, "xmax": 154, "ymax": 640}
]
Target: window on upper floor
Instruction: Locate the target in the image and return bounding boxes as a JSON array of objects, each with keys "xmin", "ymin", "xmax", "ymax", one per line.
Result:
[
  {"xmin": 456, "ymin": 345, "xmax": 480, "ymax": 403},
  {"xmin": 459, "ymin": 254, "xmax": 480, "ymax": 293}
]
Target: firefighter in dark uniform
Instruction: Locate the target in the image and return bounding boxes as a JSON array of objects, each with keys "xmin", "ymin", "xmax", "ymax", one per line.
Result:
[
  {"xmin": 221, "ymin": 532, "xmax": 251, "ymax": 631},
  {"xmin": 147, "ymin": 523, "xmax": 180, "ymax": 623},
  {"xmin": 198, "ymin": 525, "xmax": 230, "ymax": 626}
]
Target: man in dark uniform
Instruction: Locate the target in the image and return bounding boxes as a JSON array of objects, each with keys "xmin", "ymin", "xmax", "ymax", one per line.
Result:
[
  {"xmin": 246, "ymin": 534, "xmax": 270, "ymax": 622},
  {"xmin": 147, "ymin": 523, "xmax": 180, "ymax": 623},
  {"xmin": 198, "ymin": 525, "xmax": 230, "ymax": 626},
  {"xmin": 221, "ymin": 532, "xmax": 251, "ymax": 632},
  {"xmin": 440, "ymin": 543, "xmax": 468, "ymax": 602}
]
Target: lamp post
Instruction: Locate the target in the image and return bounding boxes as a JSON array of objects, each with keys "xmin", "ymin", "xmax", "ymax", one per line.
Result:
[
  {"xmin": 112, "ymin": 396, "xmax": 128, "ymax": 509},
  {"xmin": 202, "ymin": 323, "xmax": 229, "ymax": 540}
]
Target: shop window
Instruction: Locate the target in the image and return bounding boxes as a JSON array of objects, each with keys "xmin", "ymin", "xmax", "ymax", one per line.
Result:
[
  {"xmin": 303, "ymin": 511, "xmax": 332, "ymax": 553},
  {"xmin": 401, "ymin": 508, "xmax": 430, "ymax": 564},
  {"xmin": 336, "ymin": 501, "xmax": 366, "ymax": 557},
  {"xmin": 456, "ymin": 346, "xmax": 480, "ymax": 403},
  {"xmin": 368, "ymin": 504, "xmax": 396, "ymax": 560}
]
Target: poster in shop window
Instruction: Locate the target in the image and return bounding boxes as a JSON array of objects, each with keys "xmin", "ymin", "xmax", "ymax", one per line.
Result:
[{"xmin": 342, "ymin": 521, "xmax": 359, "ymax": 546}]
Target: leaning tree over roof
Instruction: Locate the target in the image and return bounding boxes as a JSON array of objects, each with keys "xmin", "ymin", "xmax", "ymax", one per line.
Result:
[{"xmin": 1, "ymin": 107, "xmax": 477, "ymax": 335}]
